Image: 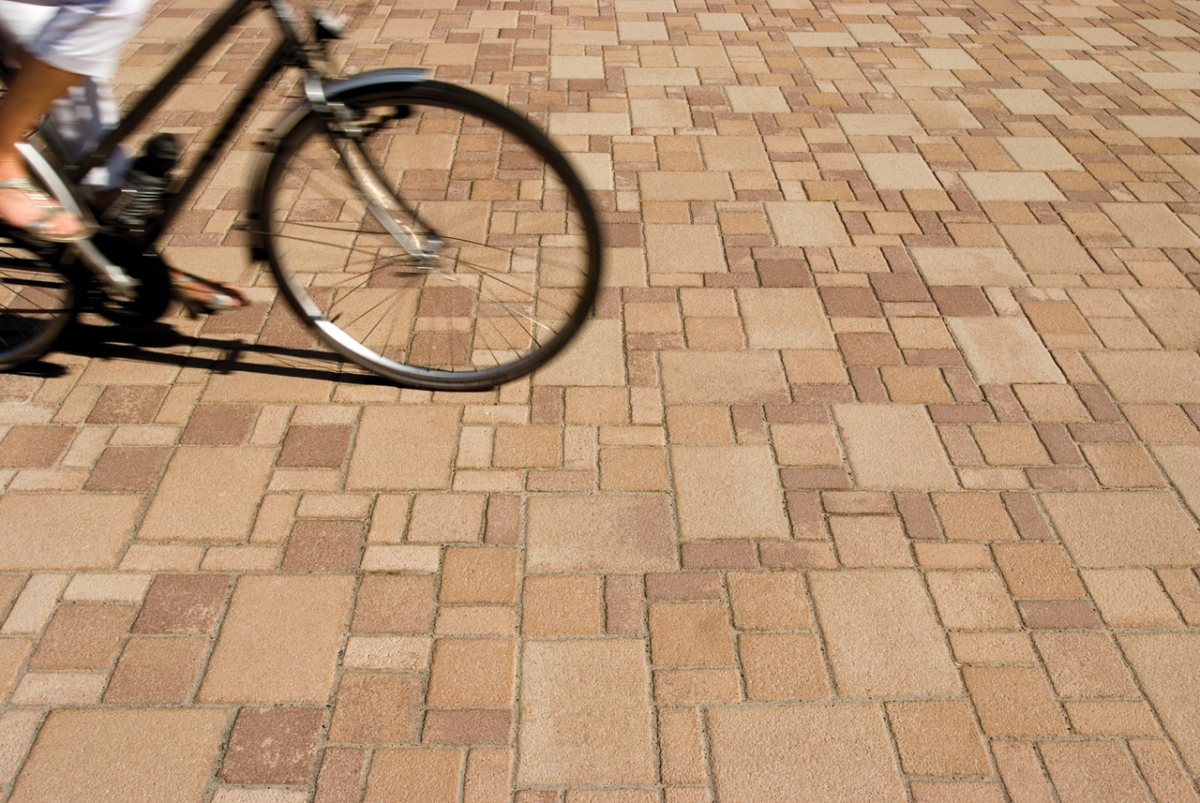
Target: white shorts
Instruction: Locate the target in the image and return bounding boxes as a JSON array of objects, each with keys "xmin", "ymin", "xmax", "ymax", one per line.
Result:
[{"xmin": 0, "ymin": 0, "xmax": 147, "ymax": 80}]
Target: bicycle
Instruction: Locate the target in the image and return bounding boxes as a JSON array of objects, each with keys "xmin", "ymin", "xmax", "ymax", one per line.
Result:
[{"xmin": 0, "ymin": 0, "xmax": 604, "ymax": 391}]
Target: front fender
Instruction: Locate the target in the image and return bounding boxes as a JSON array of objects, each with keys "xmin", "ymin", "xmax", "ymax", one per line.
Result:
[{"xmin": 246, "ymin": 68, "xmax": 431, "ymax": 260}]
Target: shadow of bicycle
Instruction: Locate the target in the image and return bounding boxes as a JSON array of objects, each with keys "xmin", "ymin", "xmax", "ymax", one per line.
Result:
[{"xmin": 40, "ymin": 318, "xmax": 398, "ymax": 387}]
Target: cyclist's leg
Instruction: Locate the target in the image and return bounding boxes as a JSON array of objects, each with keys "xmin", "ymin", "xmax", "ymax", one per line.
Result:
[{"xmin": 0, "ymin": 51, "xmax": 83, "ymax": 237}]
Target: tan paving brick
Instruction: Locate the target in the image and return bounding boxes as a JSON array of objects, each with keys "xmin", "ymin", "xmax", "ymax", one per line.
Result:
[
  {"xmin": 810, "ymin": 570, "xmax": 960, "ymax": 697},
  {"xmin": 0, "ymin": 495, "xmax": 138, "ymax": 570},
  {"xmin": 672, "ymin": 445, "xmax": 789, "ymax": 540},
  {"xmin": 517, "ymin": 640, "xmax": 655, "ymax": 785},
  {"xmin": 526, "ymin": 496, "xmax": 675, "ymax": 572},
  {"xmin": 199, "ymin": 575, "xmax": 353, "ymax": 702},
  {"xmin": 9, "ymin": 709, "xmax": 226, "ymax": 803},
  {"xmin": 709, "ymin": 705, "xmax": 906, "ymax": 803}
]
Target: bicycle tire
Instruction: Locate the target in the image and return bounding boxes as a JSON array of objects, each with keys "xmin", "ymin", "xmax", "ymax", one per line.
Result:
[
  {"xmin": 257, "ymin": 79, "xmax": 603, "ymax": 391},
  {"xmin": 0, "ymin": 239, "xmax": 75, "ymax": 370}
]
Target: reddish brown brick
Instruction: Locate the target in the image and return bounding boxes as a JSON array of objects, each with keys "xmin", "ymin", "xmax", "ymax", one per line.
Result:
[
  {"xmin": 838, "ymin": 332, "xmax": 903, "ymax": 366},
  {"xmin": 104, "ymin": 635, "xmax": 207, "ymax": 704},
  {"xmin": 0, "ymin": 425, "xmax": 73, "ymax": 468},
  {"xmin": 1018, "ymin": 599, "xmax": 1102, "ymax": 629},
  {"xmin": 681, "ymin": 542, "xmax": 758, "ymax": 569},
  {"xmin": 645, "ymin": 573, "xmax": 722, "ymax": 600},
  {"xmin": 896, "ymin": 492, "xmax": 942, "ymax": 540},
  {"xmin": 484, "ymin": 495, "xmax": 521, "ymax": 545},
  {"xmin": 277, "ymin": 425, "xmax": 354, "ymax": 468},
  {"xmin": 282, "ymin": 520, "xmax": 363, "ymax": 571},
  {"xmin": 352, "ymin": 574, "xmax": 436, "ymax": 633},
  {"xmin": 85, "ymin": 447, "xmax": 170, "ymax": 491},
  {"xmin": 931, "ymin": 287, "xmax": 993, "ymax": 316},
  {"xmin": 604, "ymin": 574, "xmax": 643, "ymax": 635},
  {"xmin": 181, "ymin": 404, "xmax": 257, "ymax": 445},
  {"xmin": 28, "ymin": 603, "xmax": 136, "ymax": 670},
  {"xmin": 87, "ymin": 385, "xmax": 168, "ymax": 424},
  {"xmin": 314, "ymin": 748, "xmax": 369, "ymax": 803},
  {"xmin": 422, "ymin": 710, "xmax": 511, "ymax": 745},
  {"xmin": 221, "ymin": 706, "xmax": 325, "ymax": 784},
  {"xmin": 134, "ymin": 574, "xmax": 229, "ymax": 634}
]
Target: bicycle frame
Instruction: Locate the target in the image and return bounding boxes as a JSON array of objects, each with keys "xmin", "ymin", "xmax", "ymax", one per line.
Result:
[{"xmin": 44, "ymin": 0, "xmax": 316, "ymax": 243}]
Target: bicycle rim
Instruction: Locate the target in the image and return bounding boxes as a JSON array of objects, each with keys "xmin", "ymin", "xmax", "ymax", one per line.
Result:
[{"xmin": 259, "ymin": 81, "xmax": 603, "ymax": 391}]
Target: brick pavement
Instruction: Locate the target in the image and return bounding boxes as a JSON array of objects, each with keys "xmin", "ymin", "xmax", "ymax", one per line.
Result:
[{"xmin": 3, "ymin": 0, "xmax": 1200, "ymax": 798}]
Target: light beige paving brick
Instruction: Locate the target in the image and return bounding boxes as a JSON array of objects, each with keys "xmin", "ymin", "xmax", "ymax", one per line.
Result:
[
  {"xmin": 660, "ymin": 351, "xmax": 788, "ymax": 406},
  {"xmin": 948, "ymin": 317, "xmax": 1065, "ymax": 385},
  {"xmin": 737, "ymin": 289, "xmax": 835, "ymax": 349},
  {"xmin": 645, "ymin": 224, "xmax": 728, "ymax": 274},
  {"xmin": 1102, "ymin": 203, "xmax": 1200, "ymax": 248},
  {"xmin": 199, "ymin": 575, "xmax": 354, "ymax": 702},
  {"xmin": 672, "ymin": 445, "xmax": 789, "ymax": 540},
  {"xmin": 139, "ymin": 447, "xmax": 273, "ymax": 541},
  {"xmin": 0, "ymin": 495, "xmax": 139, "ymax": 570},
  {"xmin": 765, "ymin": 202, "xmax": 851, "ymax": 247},
  {"xmin": 347, "ymin": 406, "xmax": 459, "ymax": 490},
  {"xmin": 534, "ymin": 319, "xmax": 626, "ymax": 386},
  {"xmin": 1000, "ymin": 225, "xmax": 1099, "ymax": 274},
  {"xmin": 859, "ymin": 153, "xmax": 941, "ymax": 190},
  {"xmin": 709, "ymin": 705, "xmax": 906, "ymax": 803},
  {"xmin": 834, "ymin": 405, "xmax": 956, "ymax": 489},
  {"xmin": 517, "ymin": 640, "xmax": 656, "ymax": 785},
  {"xmin": 9, "ymin": 709, "xmax": 227, "ymax": 803},
  {"xmin": 526, "ymin": 496, "xmax": 675, "ymax": 571},
  {"xmin": 1082, "ymin": 569, "xmax": 1183, "ymax": 627},
  {"xmin": 912, "ymin": 248, "xmax": 1029, "ymax": 287},
  {"xmin": 810, "ymin": 570, "xmax": 961, "ymax": 696},
  {"xmin": 1040, "ymin": 741, "xmax": 1153, "ymax": 803},
  {"xmin": 1088, "ymin": 351, "xmax": 1200, "ymax": 403},
  {"xmin": 1120, "ymin": 635, "xmax": 1200, "ymax": 775},
  {"xmin": 1042, "ymin": 491, "xmax": 1200, "ymax": 567}
]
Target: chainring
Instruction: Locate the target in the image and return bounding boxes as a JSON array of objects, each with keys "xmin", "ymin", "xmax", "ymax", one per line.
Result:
[{"xmin": 73, "ymin": 232, "xmax": 173, "ymax": 327}]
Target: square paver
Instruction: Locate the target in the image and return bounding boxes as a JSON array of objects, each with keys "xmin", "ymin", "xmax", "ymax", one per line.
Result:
[
  {"xmin": 672, "ymin": 445, "xmax": 790, "ymax": 540},
  {"xmin": 518, "ymin": 640, "xmax": 656, "ymax": 785},
  {"xmin": 834, "ymin": 405, "xmax": 957, "ymax": 489},
  {"xmin": 810, "ymin": 570, "xmax": 961, "ymax": 696},
  {"xmin": 709, "ymin": 705, "xmax": 907, "ymax": 803},
  {"xmin": 947, "ymin": 317, "xmax": 1065, "ymax": 384}
]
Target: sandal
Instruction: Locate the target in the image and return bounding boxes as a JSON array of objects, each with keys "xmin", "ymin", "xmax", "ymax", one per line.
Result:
[
  {"xmin": 0, "ymin": 176, "xmax": 90, "ymax": 243},
  {"xmin": 169, "ymin": 269, "xmax": 249, "ymax": 316}
]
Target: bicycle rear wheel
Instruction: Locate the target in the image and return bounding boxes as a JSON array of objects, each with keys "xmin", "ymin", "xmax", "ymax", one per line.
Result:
[
  {"xmin": 258, "ymin": 80, "xmax": 603, "ymax": 391},
  {"xmin": 0, "ymin": 240, "xmax": 74, "ymax": 370}
]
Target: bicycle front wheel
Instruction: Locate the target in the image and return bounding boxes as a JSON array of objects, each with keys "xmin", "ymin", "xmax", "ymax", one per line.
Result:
[{"xmin": 259, "ymin": 80, "xmax": 603, "ymax": 391}]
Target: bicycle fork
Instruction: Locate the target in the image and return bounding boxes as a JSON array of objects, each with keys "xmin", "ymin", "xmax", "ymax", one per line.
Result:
[{"xmin": 303, "ymin": 73, "xmax": 444, "ymax": 268}]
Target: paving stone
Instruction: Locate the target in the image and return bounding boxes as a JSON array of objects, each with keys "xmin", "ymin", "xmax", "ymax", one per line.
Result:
[
  {"xmin": 347, "ymin": 406, "xmax": 459, "ymax": 490},
  {"xmin": 709, "ymin": 705, "xmax": 906, "ymax": 803},
  {"xmin": 9, "ymin": 709, "xmax": 227, "ymax": 803},
  {"xmin": 810, "ymin": 570, "xmax": 961, "ymax": 697},
  {"xmin": 0, "ymin": 494, "xmax": 140, "ymax": 570},
  {"xmin": 1042, "ymin": 491, "xmax": 1200, "ymax": 567},
  {"xmin": 672, "ymin": 445, "xmax": 789, "ymax": 540},
  {"xmin": 139, "ymin": 447, "xmax": 274, "ymax": 541},
  {"xmin": 834, "ymin": 405, "xmax": 957, "ymax": 489},
  {"xmin": 947, "ymin": 317, "xmax": 1065, "ymax": 385},
  {"xmin": 517, "ymin": 640, "xmax": 656, "ymax": 785},
  {"xmin": 199, "ymin": 575, "xmax": 354, "ymax": 702},
  {"xmin": 526, "ymin": 496, "xmax": 675, "ymax": 571},
  {"xmin": 1119, "ymin": 632, "xmax": 1200, "ymax": 774}
]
